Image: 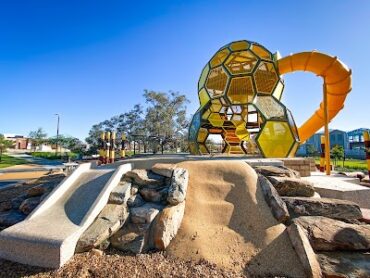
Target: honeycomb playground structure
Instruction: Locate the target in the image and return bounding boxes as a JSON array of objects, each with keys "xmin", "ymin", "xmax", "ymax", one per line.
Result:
[{"xmin": 188, "ymin": 40, "xmax": 352, "ymax": 158}]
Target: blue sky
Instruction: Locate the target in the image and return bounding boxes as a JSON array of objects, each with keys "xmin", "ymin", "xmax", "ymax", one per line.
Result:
[{"xmin": 0, "ymin": 0, "xmax": 369, "ymax": 140}]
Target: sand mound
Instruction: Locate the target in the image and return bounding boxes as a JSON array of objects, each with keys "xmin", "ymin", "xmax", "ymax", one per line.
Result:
[{"xmin": 167, "ymin": 161, "xmax": 305, "ymax": 277}]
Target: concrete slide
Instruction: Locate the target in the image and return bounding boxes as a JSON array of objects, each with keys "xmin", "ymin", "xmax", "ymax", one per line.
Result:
[
  {"xmin": 278, "ymin": 51, "xmax": 352, "ymax": 142},
  {"xmin": 0, "ymin": 162, "xmax": 131, "ymax": 268}
]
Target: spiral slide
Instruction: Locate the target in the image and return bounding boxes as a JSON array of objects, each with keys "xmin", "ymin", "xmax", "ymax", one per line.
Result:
[{"xmin": 278, "ymin": 51, "xmax": 352, "ymax": 142}]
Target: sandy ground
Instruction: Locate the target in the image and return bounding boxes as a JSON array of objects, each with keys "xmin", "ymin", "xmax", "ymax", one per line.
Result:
[
  {"xmin": 0, "ymin": 249, "xmax": 247, "ymax": 278},
  {"xmin": 167, "ymin": 160, "xmax": 305, "ymax": 277},
  {"xmin": 0, "ymin": 165, "xmax": 50, "ymax": 181}
]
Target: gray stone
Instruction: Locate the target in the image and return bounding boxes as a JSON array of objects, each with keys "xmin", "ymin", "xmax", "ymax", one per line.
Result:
[
  {"xmin": 130, "ymin": 203, "xmax": 163, "ymax": 224},
  {"xmin": 267, "ymin": 176, "xmax": 315, "ymax": 197},
  {"xmin": 139, "ymin": 187, "xmax": 167, "ymax": 203},
  {"xmin": 254, "ymin": 165, "xmax": 300, "ymax": 178},
  {"xmin": 317, "ymin": 251, "xmax": 370, "ymax": 278},
  {"xmin": 0, "ymin": 201, "xmax": 12, "ymax": 212},
  {"xmin": 127, "ymin": 194, "xmax": 145, "ymax": 208},
  {"xmin": 19, "ymin": 197, "xmax": 41, "ymax": 215},
  {"xmin": 167, "ymin": 168, "xmax": 189, "ymax": 205},
  {"xmin": 123, "ymin": 169, "xmax": 165, "ymax": 187},
  {"xmin": 76, "ymin": 204, "xmax": 128, "ymax": 253},
  {"xmin": 110, "ymin": 223, "xmax": 150, "ymax": 254},
  {"xmin": 258, "ymin": 175, "xmax": 290, "ymax": 223},
  {"xmin": 151, "ymin": 163, "xmax": 176, "ymax": 178},
  {"xmin": 0, "ymin": 210, "xmax": 26, "ymax": 227},
  {"xmin": 150, "ymin": 201, "xmax": 185, "ymax": 250},
  {"xmin": 283, "ymin": 197, "xmax": 363, "ymax": 220},
  {"xmin": 287, "ymin": 222, "xmax": 323, "ymax": 278},
  {"xmin": 294, "ymin": 216, "xmax": 370, "ymax": 251},
  {"xmin": 108, "ymin": 182, "xmax": 131, "ymax": 205}
]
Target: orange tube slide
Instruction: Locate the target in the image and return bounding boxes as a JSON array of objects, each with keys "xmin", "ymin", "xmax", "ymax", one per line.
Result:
[{"xmin": 278, "ymin": 51, "xmax": 352, "ymax": 142}]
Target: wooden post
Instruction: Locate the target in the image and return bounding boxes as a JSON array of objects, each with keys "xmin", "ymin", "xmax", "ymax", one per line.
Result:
[
  {"xmin": 105, "ymin": 131, "xmax": 111, "ymax": 164},
  {"xmin": 120, "ymin": 133, "xmax": 126, "ymax": 158},
  {"xmin": 323, "ymin": 85, "xmax": 331, "ymax": 175},
  {"xmin": 364, "ymin": 130, "xmax": 370, "ymax": 177},
  {"xmin": 99, "ymin": 132, "xmax": 105, "ymax": 164},
  {"xmin": 110, "ymin": 132, "xmax": 116, "ymax": 163}
]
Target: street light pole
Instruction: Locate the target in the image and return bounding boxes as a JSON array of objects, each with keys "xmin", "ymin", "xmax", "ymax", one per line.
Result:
[{"xmin": 55, "ymin": 114, "xmax": 60, "ymax": 155}]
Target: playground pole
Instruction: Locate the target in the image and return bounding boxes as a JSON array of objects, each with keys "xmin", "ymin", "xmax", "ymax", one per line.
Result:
[
  {"xmin": 320, "ymin": 135, "xmax": 325, "ymax": 172},
  {"xmin": 364, "ymin": 130, "xmax": 370, "ymax": 177},
  {"xmin": 323, "ymin": 85, "xmax": 331, "ymax": 175},
  {"xmin": 120, "ymin": 133, "xmax": 126, "ymax": 158},
  {"xmin": 110, "ymin": 131, "xmax": 116, "ymax": 163},
  {"xmin": 105, "ymin": 131, "xmax": 111, "ymax": 164}
]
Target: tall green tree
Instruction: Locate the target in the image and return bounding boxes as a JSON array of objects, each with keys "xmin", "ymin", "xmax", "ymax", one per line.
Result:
[
  {"xmin": 28, "ymin": 128, "xmax": 47, "ymax": 151},
  {"xmin": 48, "ymin": 135, "xmax": 86, "ymax": 154},
  {"xmin": 0, "ymin": 134, "xmax": 14, "ymax": 162}
]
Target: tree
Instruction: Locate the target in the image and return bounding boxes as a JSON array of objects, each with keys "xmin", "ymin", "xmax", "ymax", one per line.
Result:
[
  {"xmin": 305, "ymin": 144, "xmax": 318, "ymax": 157},
  {"xmin": 48, "ymin": 135, "xmax": 86, "ymax": 154},
  {"xmin": 28, "ymin": 128, "xmax": 47, "ymax": 151},
  {"xmin": 331, "ymin": 145, "xmax": 344, "ymax": 166},
  {"xmin": 0, "ymin": 134, "xmax": 14, "ymax": 162}
]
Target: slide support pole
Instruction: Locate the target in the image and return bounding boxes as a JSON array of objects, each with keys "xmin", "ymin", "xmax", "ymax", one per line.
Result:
[
  {"xmin": 323, "ymin": 85, "xmax": 331, "ymax": 175},
  {"xmin": 320, "ymin": 135, "xmax": 325, "ymax": 172},
  {"xmin": 364, "ymin": 131, "xmax": 370, "ymax": 177}
]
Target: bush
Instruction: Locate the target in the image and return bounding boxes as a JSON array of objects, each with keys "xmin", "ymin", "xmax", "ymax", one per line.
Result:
[{"xmin": 31, "ymin": 152, "xmax": 78, "ymax": 160}]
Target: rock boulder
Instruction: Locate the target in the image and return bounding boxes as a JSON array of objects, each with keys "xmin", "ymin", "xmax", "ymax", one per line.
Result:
[
  {"xmin": 167, "ymin": 168, "xmax": 189, "ymax": 205},
  {"xmin": 123, "ymin": 169, "xmax": 165, "ymax": 187},
  {"xmin": 151, "ymin": 163, "xmax": 176, "ymax": 178},
  {"xmin": 254, "ymin": 165, "xmax": 300, "ymax": 178},
  {"xmin": 267, "ymin": 176, "xmax": 315, "ymax": 197}
]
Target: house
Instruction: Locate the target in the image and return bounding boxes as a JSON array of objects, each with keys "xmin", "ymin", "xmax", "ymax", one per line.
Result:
[{"xmin": 4, "ymin": 134, "xmax": 30, "ymax": 150}]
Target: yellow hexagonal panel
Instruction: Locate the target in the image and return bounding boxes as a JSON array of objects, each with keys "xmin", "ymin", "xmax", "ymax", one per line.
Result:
[
  {"xmin": 230, "ymin": 41, "xmax": 249, "ymax": 51},
  {"xmin": 210, "ymin": 99, "xmax": 222, "ymax": 112},
  {"xmin": 272, "ymin": 80, "xmax": 284, "ymax": 100},
  {"xmin": 224, "ymin": 50, "xmax": 258, "ymax": 75},
  {"xmin": 210, "ymin": 48, "xmax": 230, "ymax": 68},
  {"xmin": 206, "ymin": 66, "xmax": 228, "ymax": 98},
  {"xmin": 197, "ymin": 128, "xmax": 208, "ymax": 143},
  {"xmin": 257, "ymin": 121, "xmax": 295, "ymax": 157},
  {"xmin": 226, "ymin": 76, "xmax": 255, "ymax": 105},
  {"xmin": 202, "ymin": 108, "xmax": 211, "ymax": 120},
  {"xmin": 253, "ymin": 61, "xmax": 279, "ymax": 94},
  {"xmin": 224, "ymin": 144, "xmax": 245, "ymax": 154},
  {"xmin": 198, "ymin": 88, "xmax": 210, "ymax": 108},
  {"xmin": 208, "ymin": 112, "xmax": 224, "ymax": 127},
  {"xmin": 251, "ymin": 44, "xmax": 271, "ymax": 60},
  {"xmin": 254, "ymin": 96, "xmax": 285, "ymax": 119},
  {"xmin": 235, "ymin": 124, "xmax": 250, "ymax": 141},
  {"xmin": 198, "ymin": 64, "xmax": 210, "ymax": 90},
  {"xmin": 189, "ymin": 142, "xmax": 199, "ymax": 155},
  {"xmin": 199, "ymin": 144, "xmax": 209, "ymax": 154}
]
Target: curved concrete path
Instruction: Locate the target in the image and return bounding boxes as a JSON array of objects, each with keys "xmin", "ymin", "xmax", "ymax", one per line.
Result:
[{"xmin": 0, "ymin": 162, "xmax": 131, "ymax": 268}]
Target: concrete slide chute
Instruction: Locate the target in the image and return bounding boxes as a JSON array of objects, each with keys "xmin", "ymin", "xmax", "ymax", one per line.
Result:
[
  {"xmin": 278, "ymin": 51, "xmax": 352, "ymax": 142},
  {"xmin": 0, "ymin": 162, "xmax": 131, "ymax": 268}
]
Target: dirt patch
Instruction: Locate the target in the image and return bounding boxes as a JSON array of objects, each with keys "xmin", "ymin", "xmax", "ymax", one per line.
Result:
[
  {"xmin": 0, "ymin": 249, "xmax": 246, "ymax": 278},
  {"xmin": 167, "ymin": 161, "xmax": 305, "ymax": 277}
]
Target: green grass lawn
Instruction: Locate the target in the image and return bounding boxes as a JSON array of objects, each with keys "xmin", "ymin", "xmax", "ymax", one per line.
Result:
[
  {"xmin": 0, "ymin": 154, "xmax": 29, "ymax": 169},
  {"xmin": 314, "ymin": 157, "xmax": 368, "ymax": 171}
]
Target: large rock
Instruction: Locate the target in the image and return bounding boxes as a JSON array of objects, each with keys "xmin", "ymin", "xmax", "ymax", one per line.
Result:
[
  {"xmin": 76, "ymin": 204, "xmax": 128, "ymax": 252},
  {"xmin": 0, "ymin": 201, "xmax": 12, "ymax": 212},
  {"xmin": 317, "ymin": 251, "xmax": 370, "ymax": 278},
  {"xmin": 139, "ymin": 187, "xmax": 167, "ymax": 203},
  {"xmin": 267, "ymin": 176, "xmax": 315, "ymax": 197},
  {"xmin": 130, "ymin": 203, "xmax": 163, "ymax": 224},
  {"xmin": 294, "ymin": 216, "xmax": 370, "ymax": 251},
  {"xmin": 26, "ymin": 183, "xmax": 51, "ymax": 197},
  {"xmin": 167, "ymin": 168, "xmax": 189, "ymax": 205},
  {"xmin": 110, "ymin": 222, "xmax": 150, "ymax": 254},
  {"xmin": 151, "ymin": 163, "xmax": 176, "ymax": 178},
  {"xmin": 127, "ymin": 194, "xmax": 145, "ymax": 208},
  {"xmin": 283, "ymin": 197, "xmax": 363, "ymax": 220},
  {"xmin": 150, "ymin": 201, "xmax": 185, "ymax": 250},
  {"xmin": 254, "ymin": 165, "xmax": 300, "ymax": 178},
  {"xmin": 287, "ymin": 222, "xmax": 323, "ymax": 278},
  {"xmin": 258, "ymin": 175, "xmax": 290, "ymax": 223},
  {"xmin": 19, "ymin": 197, "xmax": 41, "ymax": 215},
  {"xmin": 11, "ymin": 193, "xmax": 27, "ymax": 209},
  {"xmin": 123, "ymin": 169, "xmax": 165, "ymax": 187},
  {"xmin": 108, "ymin": 182, "xmax": 131, "ymax": 205},
  {"xmin": 0, "ymin": 210, "xmax": 26, "ymax": 227}
]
